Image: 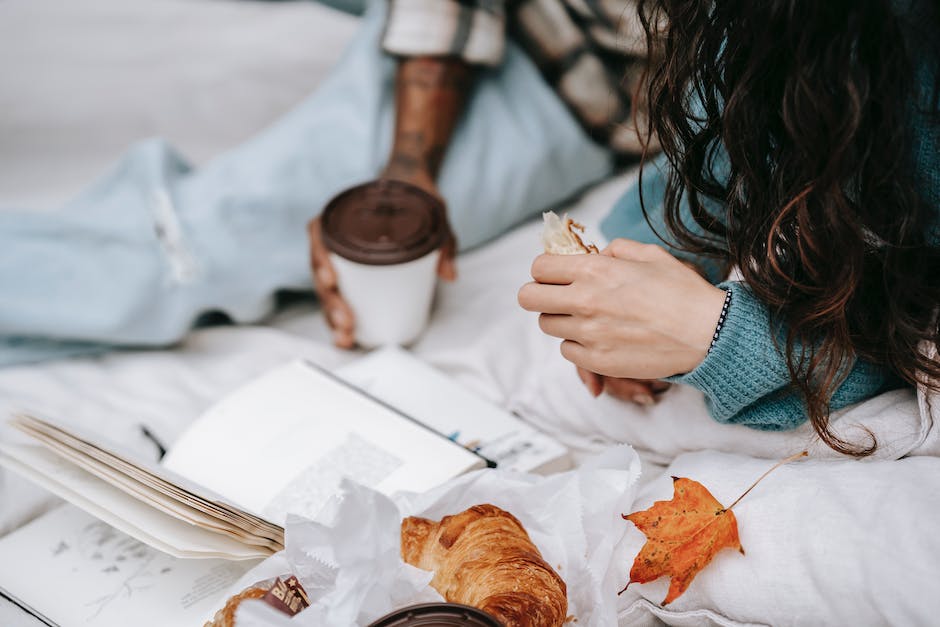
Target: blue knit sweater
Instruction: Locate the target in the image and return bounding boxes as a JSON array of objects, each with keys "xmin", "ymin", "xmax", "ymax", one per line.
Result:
[{"xmin": 600, "ymin": 29, "xmax": 938, "ymax": 431}]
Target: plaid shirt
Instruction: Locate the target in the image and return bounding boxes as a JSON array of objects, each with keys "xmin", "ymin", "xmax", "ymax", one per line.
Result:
[{"xmin": 383, "ymin": 0, "xmax": 653, "ymax": 155}]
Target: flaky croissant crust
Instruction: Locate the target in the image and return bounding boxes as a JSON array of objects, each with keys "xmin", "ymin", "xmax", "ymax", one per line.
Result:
[
  {"xmin": 203, "ymin": 585, "xmax": 267, "ymax": 627},
  {"xmin": 401, "ymin": 504, "xmax": 568, "ymax": 627}
]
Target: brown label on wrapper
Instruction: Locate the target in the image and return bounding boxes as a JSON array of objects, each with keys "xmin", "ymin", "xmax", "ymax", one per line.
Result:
[{"xmin": 263, "ymin": 576, "xmax": 311, "ymax": 616}]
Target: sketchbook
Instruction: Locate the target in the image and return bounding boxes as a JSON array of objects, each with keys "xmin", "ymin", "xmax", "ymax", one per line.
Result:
[{"xmin": 0, "ymin": 349, "xmax": 569, "ymax": 562}]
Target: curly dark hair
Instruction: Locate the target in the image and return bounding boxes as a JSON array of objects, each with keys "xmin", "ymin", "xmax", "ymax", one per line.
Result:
[{"xmin": 635, "ymin": 0, "xmax": 940, "ymax": 455}]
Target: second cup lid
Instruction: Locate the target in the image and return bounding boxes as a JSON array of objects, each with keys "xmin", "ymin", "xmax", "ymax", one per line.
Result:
[
  {"xmin": 321, "ymin": 180, "xmax": 447, "ymax": 265},
  {"xmin": 366, "ymin": 603, "xmax": 502, "ymax": 626}
]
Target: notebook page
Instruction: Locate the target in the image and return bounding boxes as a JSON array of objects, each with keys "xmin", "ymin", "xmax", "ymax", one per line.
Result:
[
  {"xmin": 164, "ymin": 361, "xmax": 483, "ymax": 523},
  {"xmin": 0, "ymin": 444, "xmax": 269, "ymax": 560},
  {"xmin": 6, "ymin": 426, "xmax": 280, "ymax": 550},
  {"xmin": 336, "ymin": 347, "xmax": 571, "ymax": 473},
  {"xmin": 9, "ymin": 414, "xmax": 281, "ymax": 543},
  {"xmin": 0, "ymin": 505, "xmax": 256, "ymax": 627}
]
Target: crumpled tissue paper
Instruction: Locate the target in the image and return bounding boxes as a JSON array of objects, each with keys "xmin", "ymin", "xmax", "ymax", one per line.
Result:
[{"xmin": 230, "ymin": 445, "xmax": 641, "ymax": 626}]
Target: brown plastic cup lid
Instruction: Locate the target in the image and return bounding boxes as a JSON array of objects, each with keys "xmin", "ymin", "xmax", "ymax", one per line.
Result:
[
  {"xmin": 320, "ymin": 180, "xmax": 447, "ymax": 265},
  {"xmin": 367, "ymin": 603, "xmax": 503, "ymax": 626}
]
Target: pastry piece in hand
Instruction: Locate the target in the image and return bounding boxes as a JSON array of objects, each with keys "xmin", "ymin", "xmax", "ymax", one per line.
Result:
[
  {"xmin": 401, "ymin": 504, "xmax": 567, "ymax": 627},
  {"xmin": 541, "ymin": 210, "xmax": 598, "ymax": 255}
]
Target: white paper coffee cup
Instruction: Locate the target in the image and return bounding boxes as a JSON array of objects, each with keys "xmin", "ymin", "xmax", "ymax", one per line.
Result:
[
  {"xmin": 329, "ymin": 250, "xmax": 439, "ymax": 348},
  {"xmin": 321, "ymin": 180, "xmax": 447, "ymax": 348}
]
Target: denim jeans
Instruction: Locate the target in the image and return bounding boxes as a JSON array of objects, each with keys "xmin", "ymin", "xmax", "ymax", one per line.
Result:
[{"xmin": 0, "ymin": 0, "xmax": 611, "ymax": 366}]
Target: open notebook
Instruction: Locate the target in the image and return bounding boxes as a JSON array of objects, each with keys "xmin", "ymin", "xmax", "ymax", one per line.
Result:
[
  {"xmin": 0, "ymin": 504, "xmax": 257, "ymax": 627},
  {"xmin": 0, "ymin": 349, "xmax": 569, "ymax": 561}
]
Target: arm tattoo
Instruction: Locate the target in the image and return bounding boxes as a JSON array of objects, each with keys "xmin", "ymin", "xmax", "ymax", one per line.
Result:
[{"xmin": 385, "ymin": 57, "xmax": 475, "ymax": 181}]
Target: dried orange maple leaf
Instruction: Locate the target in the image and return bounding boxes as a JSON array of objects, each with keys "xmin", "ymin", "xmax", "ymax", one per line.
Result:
[
  {"xmin": 622, "ymin": 477, "xmax": 743, "ymax": 606},
  {"xmin": 621, "ymin": 451, "xmax": 807, "ymax": 606}
]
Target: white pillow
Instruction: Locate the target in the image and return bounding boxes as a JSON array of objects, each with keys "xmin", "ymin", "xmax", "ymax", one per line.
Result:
[
  {"xmin": 615, "ymin": 451, "xmax": 940, "ymax": 626},
  {"xmin": 507, "ymin": 329, "xmax": 931, "ymax": 463},
  {"xmin": 0, "ymin": 0, "xmax": 358, "ymax": 209}
]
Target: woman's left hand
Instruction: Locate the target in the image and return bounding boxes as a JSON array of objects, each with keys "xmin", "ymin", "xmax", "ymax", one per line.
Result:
[
  {"xmin": 517, "ymin": 239, "xmax": 727, "ymax": 379},
  {"xmin": 576, "ymin": 366, "xmax": 672, "ymax": 405}
]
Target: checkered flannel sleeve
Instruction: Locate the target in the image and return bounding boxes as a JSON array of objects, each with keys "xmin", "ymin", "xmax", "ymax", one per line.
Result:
[
  {"xmin": 383, "ymin": 0, "xmax": 508, "ymax": 66},
  {"xmin": 382, "ymin": 0, "xmax": 655, "ymax": 155},
  {"xmin": 510, "ymin": 0, "xmax": 652, "ymax": 154}
]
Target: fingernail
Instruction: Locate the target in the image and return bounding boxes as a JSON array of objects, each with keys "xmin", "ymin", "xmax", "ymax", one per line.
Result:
[
  {"xmin": 633, "ymin": 394, "xmax": 655, "ymax": 406},
  {"xmin": 329, "ymin": 308, "xmax": 349, "ymax": 328}
]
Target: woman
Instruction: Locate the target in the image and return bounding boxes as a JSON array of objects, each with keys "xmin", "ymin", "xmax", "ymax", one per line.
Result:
[{"xmin": 518, "ymin": 0, "xmax": 939, "ymax": 455}]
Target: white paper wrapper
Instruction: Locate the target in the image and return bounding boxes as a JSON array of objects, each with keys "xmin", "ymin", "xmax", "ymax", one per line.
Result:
[{"xmin": 231, "ymin": 445, "xmax": 641, "ymax": 626}]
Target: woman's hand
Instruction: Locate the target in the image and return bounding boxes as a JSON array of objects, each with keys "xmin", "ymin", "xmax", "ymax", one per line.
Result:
[
  {"xmin": 518, "ymin": 239, "xmax": 727, "ymax": 379},
  {"xmin": 576, "ymin": 366, "xmax": 671, "ymax": 405}
]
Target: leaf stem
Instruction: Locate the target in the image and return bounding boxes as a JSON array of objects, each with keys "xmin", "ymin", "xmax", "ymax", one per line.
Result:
[{"xmin": 726, "ymin": 451, "xmax": 808, "ymax": 511}]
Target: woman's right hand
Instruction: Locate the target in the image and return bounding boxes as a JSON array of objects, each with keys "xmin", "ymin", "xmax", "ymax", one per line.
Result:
[{"xmin": 576, "ymin": 366, "xmax": 671, "ymax": 405}]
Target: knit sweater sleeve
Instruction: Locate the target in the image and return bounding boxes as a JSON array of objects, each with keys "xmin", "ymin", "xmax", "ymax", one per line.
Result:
[
  {"xmin": 602, "ymin": 157, "xmax": 896, "ymax": 431},
  {"xmin": 670, "ymin": 283, "xmax": 893, "ymax": 430}
]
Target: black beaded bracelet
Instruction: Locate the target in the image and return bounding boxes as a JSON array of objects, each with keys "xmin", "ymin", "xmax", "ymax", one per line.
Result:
[{"xmin": 708, "ymin": 288, "xmax": 732, "ymax": 355}]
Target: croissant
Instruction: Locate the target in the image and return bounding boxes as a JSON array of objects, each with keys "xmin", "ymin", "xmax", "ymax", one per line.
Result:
[
  {"xmin": 401, "ymin": 504, "xmax": 568, "ymax": 627},
  {"xmin": 203, "ymin": 583, "xmax": 268, "ymax": 627}
]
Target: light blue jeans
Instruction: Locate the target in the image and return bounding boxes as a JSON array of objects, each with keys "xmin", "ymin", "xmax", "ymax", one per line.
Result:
[{"xmin": 0, "ymin": 1, "xmax": 612, "ymax": 366}]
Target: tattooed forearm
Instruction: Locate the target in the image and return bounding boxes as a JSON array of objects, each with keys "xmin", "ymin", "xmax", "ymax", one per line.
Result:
[
  {"xmin": 385, "ymin": 151, "xmax": 424, "ymax": 179},
  {"xmin": 396, "ymin": 57, "xmax": 475, "ymax": 92},
  {"xmin": 383, "ymin": 56, "xmax": 475, "ymax": 184}
]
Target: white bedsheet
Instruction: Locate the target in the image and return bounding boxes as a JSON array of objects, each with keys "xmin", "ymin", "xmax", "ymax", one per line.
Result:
[
  {"xmin": 0, "ymin": 171, "xmax": 631, "ymax": 537},
  {"xmin": 0, "ymin": 0, "xmax": 612, "ymax": 537},
  {"xmin": 1, "ymin": 119, "xmax": 937, "ymax": 627},
  {"xmin": 4, "ymin": 2, "xmax": 940, "ymax": 625}
]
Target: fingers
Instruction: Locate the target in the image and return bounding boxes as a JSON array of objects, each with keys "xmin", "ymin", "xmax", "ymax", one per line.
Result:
[
  {"xmin": 308, "ymin": 218, "xmax": 338, "ymax": 291},
  {"xmin": 576, "ymin": 366, "xmax": 604, "ymax": 397},
  {"xmin": 538, "ymin": 313, "xmax": 582, "ymax": 341},
  {"xmin": 437, "ymin": 231, "xmax": 458, "ymax": 281},
  {"xmin": 518, "ymin": 283, "xmax": 580, "ymax": 315},
  {"xmin": 649, "ymin": 380, "xmax": 672, "ymax": 394},
  {"xmin": 315, "ymin": 262, "xmax": 337, "ymax": 292},
  {"xmin": 577, "ymin": 361, "xmax": 673, "ymax": 405},
  {"xmin": 602, "ymin": 238, "xmax": 666, "ymax": 262},
  {"xmin": 437, "ymin": 254, "xmax": 458, "ymax": 282},
  {"xmin": 561, "ymin": 340, "xmax": 669, "ymax": 393},
  {"xmin": 309, "ymin": 217, "xmax": 356, "ymax": 348},
  {"xmin": 530, "ymin": 254, "xmax": 577, "ymax": 285},
  {"xmin": 318, "ymin": 288, "xmax": 356, "ymax": 349},
  {"xmin": 603, "ymin": 378, "xmax": 661, "ymax": 405},
  {"xmin": 560, "ymin": 339, "xmax": 593, "ymax": 371}
]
